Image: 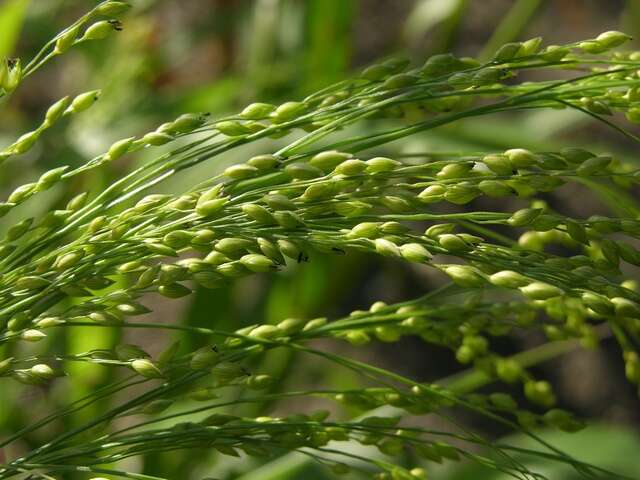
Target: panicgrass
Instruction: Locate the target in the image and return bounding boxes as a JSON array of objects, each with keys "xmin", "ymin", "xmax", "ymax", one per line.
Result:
[{"xmin": 1, "ymin": 2, "xmax": 640, "ymax": 479}]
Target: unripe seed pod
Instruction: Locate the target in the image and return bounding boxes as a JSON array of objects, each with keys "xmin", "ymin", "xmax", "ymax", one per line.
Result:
[
  {"xmin": 193, "ymin": 271, "xmax": 223, "ymax": 289},
  {"xmin": 274, "ymin": 210, "xmax": 304, "ymax": 228},
  {"xmin": 69, "ymin": 90, "xmax": 101, "ymax": 113},
  {"xmin": 495, "ymin": 358, "xmax": 522, "ymax": 383},
  {"xmin": 560, "ymin": 147, "xmax": 594, "ymax": 164},
  {"xmin": 21, "ymin": 329, "xmax": 46, "ymax": 342},
  {"xmin": 216, "ymin": 120, "xmax": 251, "ymax": 136},
  {"xmin": 438, "ymin": 234, "xmax": 469, "ymax": 252},
  {"xmin": 67, "ymin": 192, "xmax": 89, "ymax": 211},
  {"xmin": 106, "ymin": 136, "xmax": 135, "ymax": 161},
  {"xmin": 0, "ymin": 60, "xmax": 6, "ymax": 90},
  {"xmin": 196, "ymin": 198, "xmax": 227, "ymax": 217},
  {"xmin": 380, "ymin": 221, "xmax": 408, "ymax": 234},
  {"xmin": 7, "ymin": 183, "xmax": 32, "ymax": 204},
  {"xmin": 277, "ymin": 317, "xmax": 305, "ymax": 335},
  {"xmin": 596, "ymin": 30, "xmax": 632, "ymax": 48},
  {"xmin": 191, "ymin": 229, "xmax": 216, "ymax": 245},
  {"xmin": 540, "ymin": 45, "xmax": 570, "ymax": 61},
  {"xmin": 301, "ymin": 183, "xmax": 334, "ymax": 201},
  {"xmin": 116, "ymin": 344, "xmax": 149, "ymax": 361},
  {"xmin": 240, "ymin": 102, "xmax": 275, "ymax": 119},
  {"xmin": 247, "ymin": 154, "xmax": 278, "ymax": 170},
  {"xmin": 263, "ymin": 193, "xmax": 296, "ymax": 211},
  {"xmin": 0, "ymin": 357, "xmax": 13, "ymax": 375},
  {"xmin": 190, "ymin": 347, "xmax": 219, "ymax": 370},
  {"xmin": 54, "ymin": 26, "xmax": 81, "ymax": 54},
  {"xmin": 170, "ymin": 113, "xmax": 206, "ymax": 134},
  {"xmin": 382, "ymin": 73, "xmax": 419, "ymax": 89},
  {"xmin": 443, "ymin": 265, "xmax": 484, "ymax": 287},
  {"xmin": 216, "ymin": 262, "xmax": 245, "ymax": 278},
  {"xmin": 158, "ymin": 283, "xmax": 191, "ymax": 298},
  {"xmin": 565, "ymin": 220, "xmax": 588, "ymax": 244},
  {"xmin": 347, "ymin": 222, "xmax": 380, "ymax": 239},
  {"xmin": 272, "ymin": 101, "xmax": 306, "ymax": 122},
  {"xmin": 247, "ymin": 325, "xmax": 282, "ymax": 340},
  {"xmin": 82, "ymin": 20, "xmax": 121, "ymax": 41},
  {"xmin": 366, "ymin": 156, "xmax": 400, "ymax": 173},
  {"xmin": 520, "ymin": 282, "xmax": 563, "ymax": 300},
  {"xmin": 579, "ymin": 40, "xmax": 607, "ymax": 53},
  {"xmin": 473, "ymin": 67, "xmax": 504, "ymax": 85},
  {"xmin": 255, "ymin": 238, "xmax": 282, "ymax": 263},
  {"xmin": 436, "ymin": 162, "xmax": 473, "ymax": 179},
  {"xmin": 626, "ymin": 108, "xmax": 640, "ymax": 124},
  {"xmin": 524, "ymin": 380, "xmax": 556, "ymax": 407},
  {"xmin": 204, "ymin": 251, "xmax": 231, "ymax": 265},
  {"xmin": 131, "ymin": 359, "xmax": 164, "ymax": 378},
  {"xmin": 211, "ymin": 361, "xmax": 247, "ymax": 383},
  {"xmin": 96, "ymin": 1, "xmax": 131, "ymax": 16},
  {"xmin": 163, "ymin": 230, "xmax": 193, "ymax": 249},
  {"xmin": 44, "ymin": 96, "xmax": 72, "ymax": 126},
  {"xmin": 611, "ymin": 297, "xmax": 640, "ymax": 318},
  {"xmin": 36, "ymin": 316, "xmax": 63, "ymax": 328},
  {"xmin": 242, "ymin": 204, "xmax": 276, "ymax": 224},
  {"xmin": 146, "ymin": 242, "xmax": 178, "ymax": 257},
  {"xmin": 504, "ymin": 148, "xmax": 539, "ymax": 168},
  {"xmin": 490, "ymin": 392, "xmax": 518, "ymax": 410},
  {"xmin": 508, "ymin": 208, "xmax": 543, "ymax": 227},
  {"xmin": 310, "ymin": 150, "xmax": 352, "ymax": 172},
  {"xmin": 224, "ymin": 164, "xmax": 258, "ymax": 179},
  {"xmin": 8, "ymin": 312, "xmax": 31, "ymax": 331},
  {"xmin": 334, "ymin": 200, "xmax": 371, "ymax": 217},
  {"xmin": 361, "ymin": 63, "xmax": 392, "ymax": 81},
  {"xmin": 129, "ymin": 194, "xmax": 165, "ymax": 212},
  {"xmin": 55, "ymin": 250, "xmax": 85, "ymax": 270},
  {"xmin": 478, "ymin": 179, "xmax": 513, "ymax": 197},
  {"xmin": 240, "ymin": 253, "xmax": 274, "ymax": 272},
  {"xmin": 1, "ymin": 58, "xmax": 21, "ymax": 93},
  {"xmin": 400, "ymin": 243, "xmax": 432, "ymax": 263},
  {"xmin": 417, "ymin": 185, "xmax": 446, "ymax": 203},
  {"xmin": 425, "ymin": 223, "xmax": 454, "ymax": 238},
  {"xmin": 493, "ymin": 42, "xmax": 523, "ymax": 62},
  {"xmin": 143, "ymin": 131, "xmax": 173, "ymax": 145},
  {"xmin": 334, "ymin": 159, "xmax": 367, "ymax": 176},
  {"xmin": 625, "ymin": 352, "xmax": 640, "ymax": 383},
  {"xmin": 7, "ymin": 218, "xmax": 33, "ymax": 240},
  {"xmin": 216, "ymin": 237, "xmax": 253, "ymax": 254},
  {"xmin": 158, "ymin": 264, "xmax": 188, "ymax": 284},
  {"xmin": 284, "ymin": 162, "xmax": 323, "ymax": 179},
  {"xmin": 278, "ymin": 239, "xmax": 302, "ymax": 260},
  {"xmin": 443, "ymin": 183, "xmax": 478, "ymax": 204},
  {"xmin": 16, "ymin": 275, "xmax": 50, "ymax": 290},
  {"xmin": 11, "ymin": 131, "xmax": 39, "ymax": 155},
  {"xmin": 489, "ymin": 270, "xmax": 529, "ymax": 288},
  {"xmin": 31, "ymin": 363, "xmax": 56, "ymax": 380},
  {"xmin": 374, "ymin": 238, "xmax": 400, "ymax": 257},
  {"xmin": 576, "ymin": 155, "xmax": 611, "ymax": 176},
  {"xmin": 520, "ymin": 36, "xmax": 542, "ymax": 55},
  {"xmin": 344, "ymin": 330, "xmax": 371, "ymax": 345},
  {"xmin": 581, "ymin": 291, "xmax": 613, "ymax": 314},
  {"xmin": 38, "ymin": 166, "xmax": 68, "ymax": 188}
]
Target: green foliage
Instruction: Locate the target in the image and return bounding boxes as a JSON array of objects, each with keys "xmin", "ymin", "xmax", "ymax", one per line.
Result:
[{"xmin": 0, "ymin": 2, "xmax": 640, "ymax": 479}]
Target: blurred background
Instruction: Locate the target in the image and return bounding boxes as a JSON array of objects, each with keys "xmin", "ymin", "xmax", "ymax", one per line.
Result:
[{"xmin": 1, "ymin": 0, "xmax": 640, "ymax": 478}]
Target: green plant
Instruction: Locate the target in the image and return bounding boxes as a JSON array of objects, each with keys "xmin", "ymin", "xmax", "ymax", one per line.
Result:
[{"xmin": 1, "ymin": 2, "xmax": 640, "ymax": 479}]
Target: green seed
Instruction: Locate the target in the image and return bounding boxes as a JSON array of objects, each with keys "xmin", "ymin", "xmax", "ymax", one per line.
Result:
[
  {"xmin": 240, "ymin": 254, "xmax": 274, "ymax": 272},
  {"xmin": 240, "ymin": 102, "xmax": 275, "ymax": 119},
  {"xmin": 131, "ymin": 359, "xmax": 164, "ymax": 379},
  {"xmin": 520, "ymin": 282, "xmax": 563, "ymax": 300}
]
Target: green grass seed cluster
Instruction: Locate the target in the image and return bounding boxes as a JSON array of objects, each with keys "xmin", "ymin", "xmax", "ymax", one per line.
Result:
[{"xmin": 1, "ymin": 2, "xmax": 640, "ymax": 479}]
